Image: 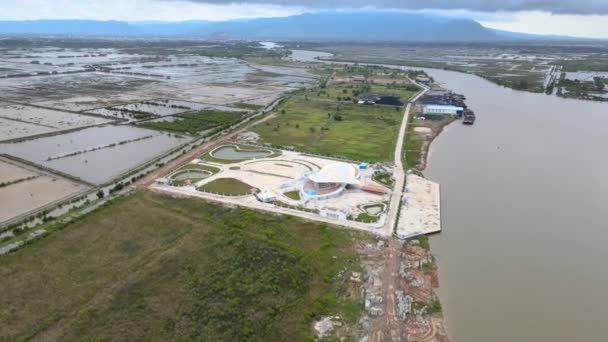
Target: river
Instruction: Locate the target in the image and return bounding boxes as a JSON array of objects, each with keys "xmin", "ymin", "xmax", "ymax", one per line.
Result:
[
  {"xmin": 290, "ymin": 50, "xmax": 608, "ymax": 341},
  {"xmin": 425, "ymin": 68, "xmax": 608, "ymax": 342}
]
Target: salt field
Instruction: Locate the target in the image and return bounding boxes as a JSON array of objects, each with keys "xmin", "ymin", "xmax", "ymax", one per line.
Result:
[
  {"xmin": 0, "ymin": 157, "xmax": 88, "ymax": 223},
  {"xmin": 0, "ymin": 125, "xmax": 192, "ymax": 184},
  {"xmin": 0, "ymin": 104, "xmax": 111, "ymax": 141}
]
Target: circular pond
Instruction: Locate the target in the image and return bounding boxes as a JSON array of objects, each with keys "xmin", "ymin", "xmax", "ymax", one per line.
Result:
[
  {"xmin": 171, "ymin": 170, "xmax": 211, "ymax": 181},
  {"xmin": 211, "ymin": 145, "xmax": 272, "ymax": 160}
]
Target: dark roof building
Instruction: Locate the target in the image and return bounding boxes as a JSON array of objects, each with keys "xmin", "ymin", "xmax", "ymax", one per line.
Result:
[{"xmin": 357, "ymin": 93, "xmax": 404, "ymax": 106}]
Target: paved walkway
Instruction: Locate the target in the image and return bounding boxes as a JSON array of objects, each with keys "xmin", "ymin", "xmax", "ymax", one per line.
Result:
[
  {"xmin": 150, "ymin": 185, "xmax": 387, "ymax": 236},
  {"xmin": 384, "ymin": 83, "xmax": 429, "ymax": 236}
]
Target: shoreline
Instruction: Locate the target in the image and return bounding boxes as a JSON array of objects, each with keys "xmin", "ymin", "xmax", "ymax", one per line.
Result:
[{"xmin": 417, "ymin": 117, "xmax": 457, "ymax": 171}]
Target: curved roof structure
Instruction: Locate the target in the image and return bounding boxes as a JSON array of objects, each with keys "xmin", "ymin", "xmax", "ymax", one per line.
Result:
[{"xmin": 308, "ymin": 162, "xmax": 360, "ymax": 185}]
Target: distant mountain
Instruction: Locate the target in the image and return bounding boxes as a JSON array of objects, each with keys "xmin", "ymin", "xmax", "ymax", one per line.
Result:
[
  {"xmin": 0, "ymin": 12, "xmax": 582, "ymax": 42},
  {"xmin": 203, "ymin": 12, "xmax": 498, "ymax": 41}
]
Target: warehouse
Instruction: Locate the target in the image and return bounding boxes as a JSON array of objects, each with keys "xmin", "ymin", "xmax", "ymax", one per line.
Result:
[{"xmin": 423, "ymin": 104, "xmax": 464, "ymax": 115}]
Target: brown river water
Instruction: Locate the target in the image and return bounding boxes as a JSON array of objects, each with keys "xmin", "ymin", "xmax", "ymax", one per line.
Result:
[{"xmin": 425, "ymin": 68, "xmax": 608, "ymax": 342}]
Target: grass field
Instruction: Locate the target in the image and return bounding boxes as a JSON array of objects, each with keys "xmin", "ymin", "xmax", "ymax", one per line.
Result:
[
  {"xmin": 310, "ymin": 82, "xmax": 418, "ymax": 103},
  {"xmin": 252, "ymin": 90, "xmax": 407, "ymax": 162},
  {"xmin": 232, "ymin": 102, "xmax": 263, "ymax": 110},
  {"xmin": 197, "ymin": 178, "xmax": 254, "ymax": 195},
  {"xmin": 284, "ymin": 190, "xmax": 301, "ymax": 200},
  {"xmin": 140, "ymin": 110, "xmax": 244, "ymax": 135},
  {"xmin": 0, "ymin": 192, "xmax": 368, "ymax": 341}
]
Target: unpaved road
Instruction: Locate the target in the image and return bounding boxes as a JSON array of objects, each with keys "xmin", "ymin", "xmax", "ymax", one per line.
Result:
[{"xmin": 368, "ymin": 239, "xmax": 408, "ymax": 341}]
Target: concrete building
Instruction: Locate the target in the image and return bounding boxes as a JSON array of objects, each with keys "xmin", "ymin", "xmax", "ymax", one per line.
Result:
[
  {"xmin": 423, "ymin": 104, "xmax": 464, "ymax": 115},
  {"xmin": 256, "ymin": 191, "xmax": 277, "ymax": 203},
  {"xmin": 301, "ymin": 162, "xmax": 360, "ymax": 201},
  {"xmin": 320, "ymin": 207, "xmax": 348, "ymax": 221},
  {"xmin": 415, "ymin": 75, "xmax": 432, "ymax": 85}
]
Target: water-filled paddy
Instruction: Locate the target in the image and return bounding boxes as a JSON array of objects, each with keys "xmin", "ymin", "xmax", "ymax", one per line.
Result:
[
  {"xmin": 87, "ymin": 99, "xmax": 212, "ymax": 121},
  {"xmin": 0, "ymin": 125, "xmax": 192, "ymax": 184},
  {"xmin": 0, "ymin": 104, "xmax": 111, "ymax": 141},
  {"xmin": 0, "ymin": 157, "xmax": 88, "ymax": 223}
]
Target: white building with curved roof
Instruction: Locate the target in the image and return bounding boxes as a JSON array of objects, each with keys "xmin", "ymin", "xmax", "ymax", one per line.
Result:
[{"xmin": 301, "ymin": 162, "xmax": 361, "ymax": 200}]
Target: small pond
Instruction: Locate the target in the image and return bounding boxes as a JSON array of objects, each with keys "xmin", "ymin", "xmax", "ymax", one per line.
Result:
[
  {"xmin": 171, "ymin": 170, "xmax": 211, "ymax": 181},
  {"xmin": 212, "ymin": 146, "xmax": 272, "ymax": 160},
  {"xmin": 362, "ymin": 204, "xmax": 386, "ymax": 216}
]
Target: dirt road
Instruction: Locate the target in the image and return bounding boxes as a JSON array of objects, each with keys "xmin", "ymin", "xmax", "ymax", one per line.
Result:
[
  {"xmin": 384, "ymin": 83, "xmax": 429, "ymax": 236},
  {"xmin": 367, "ymin": 239, "xmax": 408, "ymax": 341}
]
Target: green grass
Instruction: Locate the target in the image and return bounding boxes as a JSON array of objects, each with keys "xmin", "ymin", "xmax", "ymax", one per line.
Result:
[
  {"xmin": 252, "ymin": 93, "xmax": 403, "ymax": 162},
  {"xmin": 373, "ymin": 173, "xmax": 394, "ymax": 187},
  {"xmin": 197, "ymin": 178, "xmax": 254, "ymax": 195},
  {"xmin": 355, "ymin": 213, "xmax": 380, "ymax": 223},
  {"xmin": 0, "ymin": 192, "xmax": 368, "ymax": 341},
  {"xmin": 310, "ymin": 82, "xmax": 418, "ymax": 103},
  {"xmin": 232, "ymin": 102, "xmax": 263, "ymax": 110},
  {"xmin": 244, "ymin": 56, "xmax": 291, "ymax": 66},
  {"xmin": 404, "ymin": 124, "xmax": 424, "ymax": 170},
  {"xmin": 407, "ymin": 235, "xmax": 430, "ymax": 250},
  {"xmin": 284, "ymin": 190, "xmax": 301, "ymax": 200},
  {"xmin": 139, "ymin": 110, "xmax": 244, "ymax": 135}
]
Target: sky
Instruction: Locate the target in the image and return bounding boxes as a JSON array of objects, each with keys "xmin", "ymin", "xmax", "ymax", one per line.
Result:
[{"xmin": 0, "ymin": 0, "xmax": 607, "ymax": 38}]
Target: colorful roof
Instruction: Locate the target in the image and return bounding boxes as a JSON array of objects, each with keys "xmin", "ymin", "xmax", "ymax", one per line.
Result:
[{"xmin": 308, "ymin": 163, "xmax": 360, "ymax": 185}]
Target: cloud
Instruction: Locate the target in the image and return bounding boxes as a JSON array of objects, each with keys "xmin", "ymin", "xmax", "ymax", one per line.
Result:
[
  {"xmin": 0, "ymin": 0, "xmax": 303, "ymax": 21},
  {"xmin": 176, "ymin": 0, "xmax": 608, "ymax": 15}
]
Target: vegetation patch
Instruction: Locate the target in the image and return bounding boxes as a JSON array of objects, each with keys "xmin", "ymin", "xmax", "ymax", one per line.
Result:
[
  {"xmin": 197, "ymin": 178, "xmax": 254, "ymax": 196},
  {"xmin": 284, "ymin": 190, "xmax": 301, "ymax": 200},
  {"xmin": 354, "ymin": 212, "xmax": 380, "ymax": 223},
  {"xmin": 232, "ymin": 102, "xmax": 263, "ymax": 110},
  {"xmin": 373, "ymin": 172, "xmax": 394, "ymax": 187},
  {"xmin": 407, "ymin": 235, "xmax": 430, "ymax": 250},
  {"xmin": 252, "ymin": 88, "xmax": 406, "ymax": 162},
  {"xmin": 140, "ymin": 110, "xmax": 244, "ymax": 135},
  {"xmin": 0, "ymin": 192, "xmax": 367, "ymax": 341}
]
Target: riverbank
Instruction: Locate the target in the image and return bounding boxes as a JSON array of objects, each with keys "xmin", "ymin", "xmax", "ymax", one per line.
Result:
[{"xmin": 406, "ymin": 115, "xmax": 457, "ymax": 171}]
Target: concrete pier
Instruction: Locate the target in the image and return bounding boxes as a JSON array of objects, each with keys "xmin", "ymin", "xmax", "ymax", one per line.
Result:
[{"xmin": 395, "ymin": 174, "xmax": 441, "ymax": 239}]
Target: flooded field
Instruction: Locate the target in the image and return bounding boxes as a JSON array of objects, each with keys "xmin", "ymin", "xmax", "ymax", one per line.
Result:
[
  {"xmin": 564, "ymin": 71, "xmax": 608, "ymax": 81},
  {"xmin": 0, "ymin": 157, "xmax": 88, "ymax": 223},
  {"xmin": 0, "ymin": 46, "xmax": 316, "ymax": 119},
  {"xmin": 0, "ymin": 104, "xmax": 111, "ymax": 141},
  {"xmin": 86, "ymin": 99, "xmax": 228, "ymax": 122},
  {"xmin": 0, "ymin": 125, "xmax": 192, "ymax": 184}
]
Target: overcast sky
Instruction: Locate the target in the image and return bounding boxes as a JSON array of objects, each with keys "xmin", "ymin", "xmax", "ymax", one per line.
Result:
[{"xmin": 1, "ymin": 0, "xmax": 607, "ymax": 38}]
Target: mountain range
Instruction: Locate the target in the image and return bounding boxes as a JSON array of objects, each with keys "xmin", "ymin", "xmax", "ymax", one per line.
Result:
[{"xmin": 0, "ymin": 12, "xmax": 582, "ymax": 41}]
